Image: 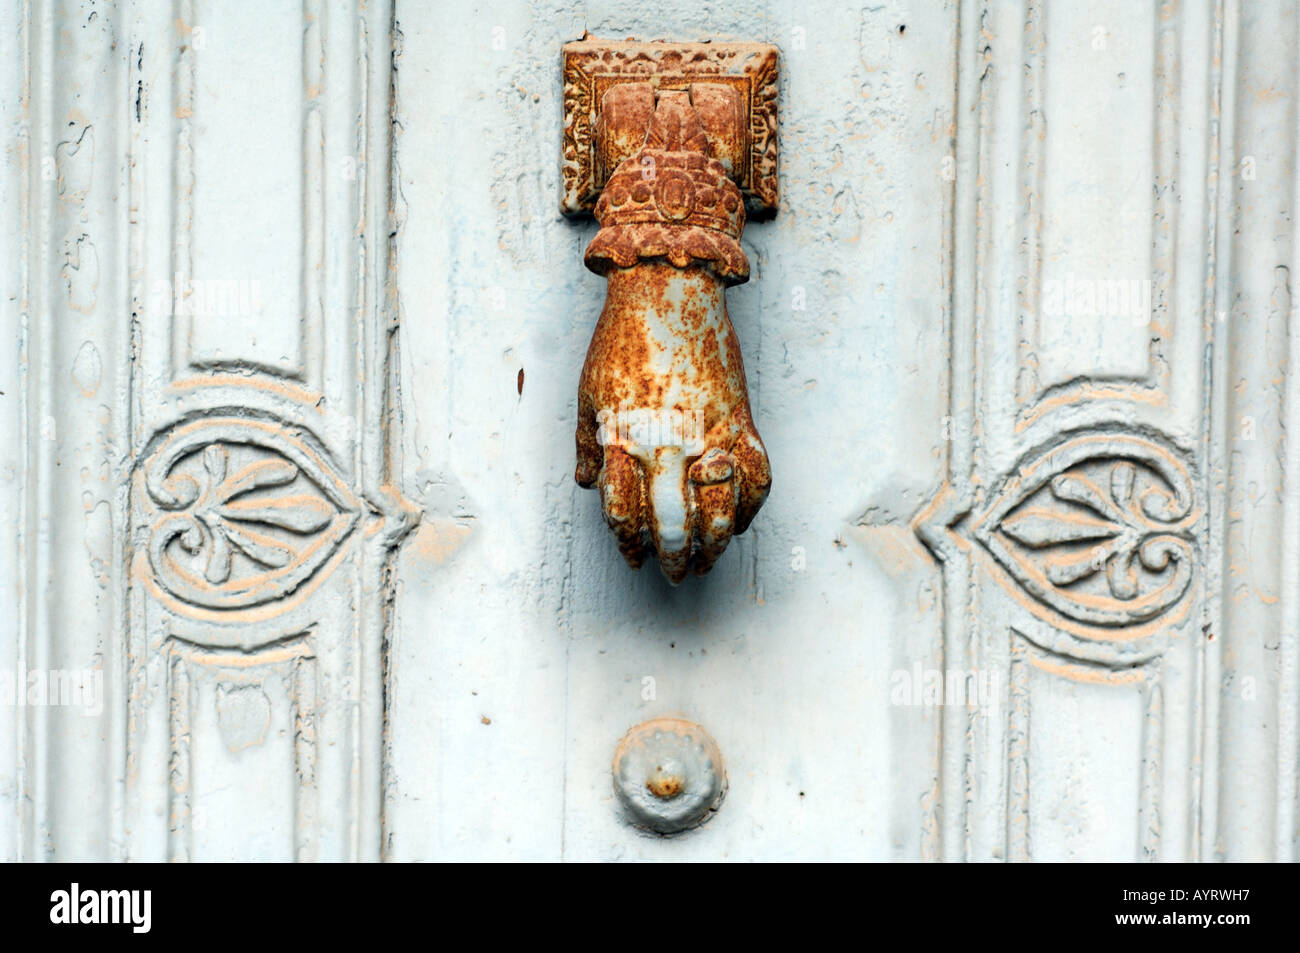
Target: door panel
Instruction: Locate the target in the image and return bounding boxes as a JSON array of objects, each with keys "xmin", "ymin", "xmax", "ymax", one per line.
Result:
[
  {"xmin": 3, "ymin": 0, "xmax": 1297, "ymax": 862},
  {"xmin": 386, "ymin": 0, "xmax": 954, "ymax": 861}
]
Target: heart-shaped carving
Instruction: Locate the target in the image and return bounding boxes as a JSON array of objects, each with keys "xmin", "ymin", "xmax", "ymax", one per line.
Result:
[{"xmin": 972, "ymin": 433, "xmax": 1199, "ymax": 627}]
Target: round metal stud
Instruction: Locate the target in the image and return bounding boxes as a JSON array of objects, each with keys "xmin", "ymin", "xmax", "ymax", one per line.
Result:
[{"xmin": 612, "ymin": 717, "xmax": 726, "ymax": 834}]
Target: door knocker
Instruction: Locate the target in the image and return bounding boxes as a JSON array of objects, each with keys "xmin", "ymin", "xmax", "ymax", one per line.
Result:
[{"xmin": 561, "ymin": 40, "xmax": 779, "ymax": 583}]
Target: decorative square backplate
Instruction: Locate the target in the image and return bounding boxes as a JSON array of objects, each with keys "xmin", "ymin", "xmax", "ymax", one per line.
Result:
[{"xmin": 561, "ymin": 39, "xmax": 779, "ymax": 217}]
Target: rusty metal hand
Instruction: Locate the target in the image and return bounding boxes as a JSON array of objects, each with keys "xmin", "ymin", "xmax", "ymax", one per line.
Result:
[
  {"xmin": 576, "ymin": 261, "xmax": 770, "ymax": 582},
  {"xmin": 574, "ymin": 92, "xmax": 771, "ymax": 582}
]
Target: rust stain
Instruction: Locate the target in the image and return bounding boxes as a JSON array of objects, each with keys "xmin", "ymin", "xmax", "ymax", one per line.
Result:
[{"xmin": 646, "ymin": 773, "xmax": 684, "ymax": 799}]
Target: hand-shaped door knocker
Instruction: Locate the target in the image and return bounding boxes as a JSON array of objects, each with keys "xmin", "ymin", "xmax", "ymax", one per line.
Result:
[{"xmin": 574, "ymin": 86, "xmax": 772, "ymax": 583}]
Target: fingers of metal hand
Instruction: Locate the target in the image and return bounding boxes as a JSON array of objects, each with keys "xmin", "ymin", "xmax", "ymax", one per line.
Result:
[
  {"xmin": 690, "ymin": 460, "xmax": 737, "ymax": 576},
  {"xmin": 575, "ymin": 399, "xmax": 602, "ymax": 488},
  {"xmin": 646, "ymin": 449, "xmax": 692, "ymax": 584},
  {"xmin": 589, "ymin": 420, "xmax": 765, "ymax": 580},
  {"xmin": 688, "ymin": 447, "xmax": 733, "ymax": 485},
  {"xmin": 731, "ymin": 428, "xmax": 771, "ymax": 534},
  {"xmin": 599, "ymin": 445, "xmax": 649, "ymax": 568}
]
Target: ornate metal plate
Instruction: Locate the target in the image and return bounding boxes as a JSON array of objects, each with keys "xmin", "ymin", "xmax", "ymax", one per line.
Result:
[{"xmin": 560, "ymin": 38, "xmax": 779, "ymax": 216}]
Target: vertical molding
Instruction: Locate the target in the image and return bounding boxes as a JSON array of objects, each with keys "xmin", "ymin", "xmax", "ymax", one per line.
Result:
[
  {"xmin": 1270, "ymin": 353, "xmax": 1300, "ymax": 864},
  {"xmin": 1213, "ymin": 0, "xmax": 1294, "ymax": 862},
  {"xmin": 1281, "ymin": 308, "xmax": 1300, "ymax": 862},
  {"xmin": 19, "ymin": 0, "xmax": 50, "ymax": 866},
  {"xmin": 170, "ymin": 0, "xmax": 195, "ymax": 380},
  {"xmin": 1149, "ymin": 0, "xmax": 1179, "ymax": 399},
  {"xmin": 301, "ymin": 0, "xmax": 325, "ymax": 390},
  {"xmin": 1278, "ymin": 0, "xmax": 1300, "ymax": 864},
  {"xmin": 912, "ymin": 0, "xmax": 988, "ymax": 864},
  {"xmin": 165, "ymin": 649, "xmax": 192, "ymax": 863},
  {"xmin": 14, "ymin": 0, "xmax": 131, "ymax": 861},
  {"xmin": 1140, "ymin": 666, "xmax": 1164, "ymax": 861},
  {"xmin": 1154, "ymin": 0, "xmax": 1185, "ymax": 397},
  {"xmin": 1014, "ymin": 0, "xmax": 1043, "ymax": 411},
  {"xmin": 292, "ymin": 651, "xmax": 319, "ymax": 862},
  {"xmin": 1198, "ymin": 0, "xmax": 1234, "ymax": 865},
  {"xmin": 918, "ymin": 0, "xmax": 1221, "ymax": 862},
  {"xmin": 366, "ymin": 0, "xmax": 415, "ymax": 859},
  {"xmin": 1005, "ymin": 635, "xmax": 1030, "ymax": 862},
  {"xmin": 11, "ymin": 0, "xmax": 35, "ymax": 865},
  {"xmin": 0, "ymin": 0, "xmax": 26, "ymax": 866}
]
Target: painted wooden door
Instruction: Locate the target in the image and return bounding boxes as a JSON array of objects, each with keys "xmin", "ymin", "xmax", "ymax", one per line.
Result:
[{"xmin": 2, "ymin": 0, "xmax": 1295, "ymax": 862}]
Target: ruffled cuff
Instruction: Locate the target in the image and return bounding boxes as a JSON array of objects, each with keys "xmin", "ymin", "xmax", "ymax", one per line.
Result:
[{"xmin": 584, "ymin": 224, "xmax": 750, "ymax": 285}]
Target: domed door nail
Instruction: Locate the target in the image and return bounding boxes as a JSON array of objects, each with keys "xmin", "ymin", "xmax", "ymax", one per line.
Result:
[{"xmin": 612, "ymin": 717, "xmax": 726, "ymax": 834}]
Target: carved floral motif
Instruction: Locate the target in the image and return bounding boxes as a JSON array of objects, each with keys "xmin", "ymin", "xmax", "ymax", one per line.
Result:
[
  {"xmin": 138, "ymin": 416, "xmax": 360, "ymax": 612},
  {"xmin": 973, "ymin": 433, "xmax": 1199, "ymax": 627}
]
